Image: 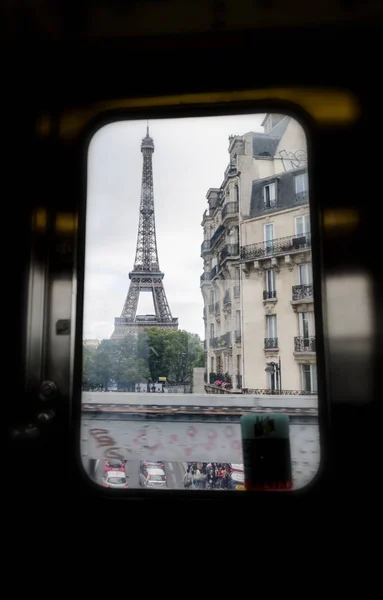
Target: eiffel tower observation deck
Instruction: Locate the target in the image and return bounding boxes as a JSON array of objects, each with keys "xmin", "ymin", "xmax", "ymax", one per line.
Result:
[{"xmin": 111, "ymin": 127, "xmax": 178, "ymax": 339}]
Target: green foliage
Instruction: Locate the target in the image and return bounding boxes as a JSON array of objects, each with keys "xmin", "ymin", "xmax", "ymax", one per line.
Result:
[{"xmin": 82, "ymin": 328, "xmax": 205, "ymax": 390}]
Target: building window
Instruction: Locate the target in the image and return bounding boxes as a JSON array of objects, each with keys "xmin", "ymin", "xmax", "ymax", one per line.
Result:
[
  {"xmin": 267, "ymin": 369, "xmax": 277, "ymax": 391},
  {"xmin": 264, "ymin": 223, "xmax": 274, "ymax": 255},
  {"xmin": 299, "ymin": 262, "xmax": 313, "ymax": 285},
  {"xmin": 295, "ymin": 172, "xmax": 308, "ymax": 194},
  {"xmin": 211, "ymin": 357, "xmax": 214, "ymax": 374},
  {"xmin": 235, "ymin": 185, "xmax": 239, "ymax": 204},
  {"xmin": 266, "ymin": 269, "xmax": 276, "ymax": 293},
  {"xmin": 299, "ymin": 311, "xmax": 315, "ymax": 338},
  {"xmin": 295, "ymin": 215, "xmax": 310, "ymax": 236},
  {"xmin": 236, "ymin": 310, "xmax": 241, "ymax": 333},
  {"xmin": 263, "ymin": 182, "xmax": 276, "ymax": 208},
  {"xmin": 210, "ymin": 323, "xmax": 214, "ymax": 339},
  {"xmin": 266, "ymin": 314, "xmax": 277, "ymax": 339},
  {"xmin": 301, "ymin": 363, "xmax": 317, "ymax": 393}
]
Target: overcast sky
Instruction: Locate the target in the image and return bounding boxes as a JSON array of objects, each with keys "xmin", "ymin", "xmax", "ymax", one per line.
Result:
[{"xmin": 83, "ymin": 113, "xmax": 265, "ymax": 341}]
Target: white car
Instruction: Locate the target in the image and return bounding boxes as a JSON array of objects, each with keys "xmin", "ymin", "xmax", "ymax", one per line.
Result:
[
  {"xmin": 103, "ymin": 470, "xmax": 129, "ymax": 489},
  {"xmin": 139, "ymin": 466, "xmax": 167, "ymax": 488}
]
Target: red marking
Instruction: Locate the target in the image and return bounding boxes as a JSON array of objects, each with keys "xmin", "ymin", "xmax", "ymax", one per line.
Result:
[
  {"xmin": 89, "ymin": 428, "xmax": 115, "ymax": 448},
  {"xmin": 104, "ymin": 447, "xmax": 125, "ymax": 460},
  {"xmin": 203, "ymin": 442, "xmax": 216, "ymax": 451},
  {"xmin": 168, "ymin": 434, "xmax": 178, "ymax": 443},
  {"xmin": 231, "ymin": 439, "xmax": 241, "ymax": 450},
  {"xmin": 133, "ymin": 430, "xmax": 147, "ymax": 445},
  {"xmin": 184, "ymin": 448, "xmax": 192, "ymax": 457}
]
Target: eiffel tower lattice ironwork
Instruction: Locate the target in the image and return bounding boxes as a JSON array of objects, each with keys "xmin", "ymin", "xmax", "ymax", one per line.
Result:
[{"xmin": 111, "ymin": 127, "xmax": 178, "ymax": 339}]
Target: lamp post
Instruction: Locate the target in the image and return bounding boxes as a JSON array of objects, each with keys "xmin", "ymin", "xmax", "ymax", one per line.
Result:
[{"xmin": 265, "ymin": 357, "xmax": 282, "ymax": 393}]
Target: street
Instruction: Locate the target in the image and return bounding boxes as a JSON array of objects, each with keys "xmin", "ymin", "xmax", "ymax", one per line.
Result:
[{"xmin": 92, "ymin": 459, "xmax": 187, "ymax": 489}]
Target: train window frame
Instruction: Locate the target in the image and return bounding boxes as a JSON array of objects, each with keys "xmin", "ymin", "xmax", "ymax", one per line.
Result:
[{"xmin": 69, "ymin": 91, "xmax": 332, "ymax": 499}]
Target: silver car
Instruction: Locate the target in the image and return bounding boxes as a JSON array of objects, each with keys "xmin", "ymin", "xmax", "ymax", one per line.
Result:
[
  {"xmin": 139, "ymin": 466, "xmax": 167, "ymax": 488},
  {"xmin": 103, "ymin": 470, "xmax": 129, "ymax": 489}
]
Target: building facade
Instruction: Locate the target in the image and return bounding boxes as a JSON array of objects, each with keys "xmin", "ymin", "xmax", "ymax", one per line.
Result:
[{"xmin": 201, "ymin": 114, "xmax": 316, "ymax": 393}]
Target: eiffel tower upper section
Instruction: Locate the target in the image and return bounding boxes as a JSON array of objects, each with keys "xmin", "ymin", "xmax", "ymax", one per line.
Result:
[{"xmin": 111, "ymin": 127, "xmax": 178, "ymax": 339}]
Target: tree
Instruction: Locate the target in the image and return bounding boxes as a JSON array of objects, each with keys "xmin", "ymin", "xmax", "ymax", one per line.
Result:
[
  {"xmin": 113, "ymin": 334, "xmax": 150, "ymax": 390},
  {"xmin": 82, "ymin": 328, "xmax": 205, "ymax": 390}
]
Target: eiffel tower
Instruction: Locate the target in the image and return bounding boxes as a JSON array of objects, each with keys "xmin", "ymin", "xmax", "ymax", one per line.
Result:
[{"xmin": 111, "ymin": 127, "xmax": 178, "ymax": 339}]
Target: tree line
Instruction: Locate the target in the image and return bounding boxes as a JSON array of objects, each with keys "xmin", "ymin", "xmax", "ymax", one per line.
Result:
[{"xmin": 83, "ymin": 327, "xmax": 205, "ymax": 391}]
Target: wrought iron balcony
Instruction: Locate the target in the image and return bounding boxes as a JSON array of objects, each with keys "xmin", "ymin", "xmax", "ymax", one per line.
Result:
[
  {"xmin": 241, "ymin": 233, "xmax": 311, "ymax": 261},
  {"xmin": 220, "ymin": 243, "xmax": 239, "ymax": 262},
  {"xmin": 223, "ymin": 290, "xmax": 231, "ymax": 306},
  {"xmin": 292, "ymin": 284, "xmax": 313, "ymax": 301},
  {"xmin": 234, "ymin": 284, "xmax": 240, "ymax": 297},
  {"xmin": 294, "ymin": 336, "xmax": 316, "ymax": 352},
  {"xmin": 209, "ymin": 337, "xmax": 218, "ymax": 348},
  {"xmin": 218, "ymin": 331, "xmax": 232, "ymax": 348},
  {"xmin": 210, "ymin": 224, "xmax": 225, "ymax": 249},
  {"xmin": 235, "ymin": 329, "xmax": 241, "ymax": 343},
  {"xmin": 263, "ymin": 290, "xmax": 277, "ymax": 300},
  {"xmin": 222, "ymin": 201, "xmax": 238, "ymax": 220},
  {"xmin": 201, "ymin": 240, "xmax": 211, "ymax": 255},
  {"xmin": 264, "ymin": 337, "xmax": 278, "ymax": 349},
  {"xmin": 210, "ymin": 333, "xmax": 232, "ymax": 349}
]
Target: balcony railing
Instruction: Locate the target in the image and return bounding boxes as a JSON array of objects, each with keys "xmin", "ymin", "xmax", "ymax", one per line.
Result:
[
  {"xmin": 294, "ymin": 336, "xmax": 316, "ymax": 352},
  {"xmin": 242, "ymin": 388, "xmax": 317, "ymax": 396},
  {"xmin": 222, "ymin": 201, "xmax": 238, "ymax": 220},
  {"xmin": 201, "ymin": 240, "xmax": 211, "ymax": 255},
  {"xmin": 210, "ymin": 224, "xmax": 225, "ymax": 249},
  {"xmin": 235, "ymin": 329, "xmax": 241, "ymax": 343},
  {"xmin": 264, "ymin": 337, "xmax": 278, "ymax": 349},
  {"xmin": 241, "ymin": 233, "xmax": 311, "ymax": 261},
  {"xmin": 292, "ymin": 284, "xmax": 313, "ymax": 301},
  {"xmin": 220, "ymin": 243, "xmax": 239, "ymax": 262},
  {"xmin": 219, "ymin": 331, "xmax": 232, "ymax": 348},
  {"xmin": 263, "ymin": 290, "xmax": 277, "ymax": 300},
  {"xmin": 234, "ymin": 284, "xmax": 240, "ymax": 297}
]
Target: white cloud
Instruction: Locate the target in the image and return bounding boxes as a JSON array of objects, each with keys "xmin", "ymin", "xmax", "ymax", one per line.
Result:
[{"xmin": 83, "ymin": 113, "xmax": 265, "ymax": 340}]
